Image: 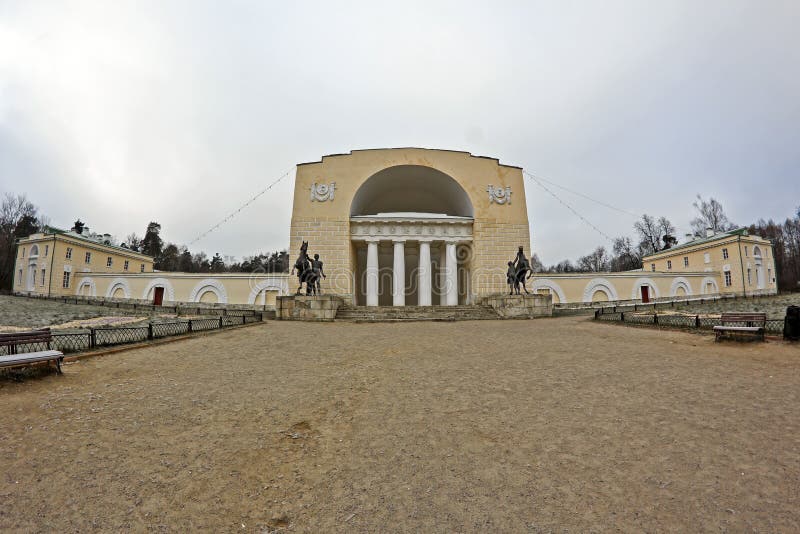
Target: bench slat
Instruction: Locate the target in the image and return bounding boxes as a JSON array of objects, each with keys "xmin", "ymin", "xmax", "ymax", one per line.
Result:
[{"xmin": 0, "ymin": 350, "xmax": 63, "ymax": 367}]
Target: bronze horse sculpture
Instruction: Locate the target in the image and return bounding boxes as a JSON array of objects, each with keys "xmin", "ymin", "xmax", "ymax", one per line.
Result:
[
  {"xmin": 508, "ymin": 246, "xmax": 533, "ymax": 295},
  {"xmin": 291, "ymin": 241, "xmax": 313, "ymax": 295}
]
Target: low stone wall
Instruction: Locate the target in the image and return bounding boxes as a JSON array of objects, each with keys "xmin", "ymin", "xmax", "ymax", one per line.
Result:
[
  {"xmin": 480, "ymin": 294, "xmax": 553, "ymax": 318},
  {"xmin": 276, "ymin": 295, "xmax": 344, "ymax": 321}
]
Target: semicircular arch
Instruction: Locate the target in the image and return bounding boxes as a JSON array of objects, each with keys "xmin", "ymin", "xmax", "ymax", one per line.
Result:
[
  {"xmin": 350, "ymin": 165, "xmax": 474, "ymax": 217},
  {"xmin": 582, "ymin": 278, "xmax": 619, "ymax": 303}
]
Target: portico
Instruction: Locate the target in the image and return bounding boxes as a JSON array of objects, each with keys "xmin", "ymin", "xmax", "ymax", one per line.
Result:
[{"xmin": 351, "ymin": 215, "xmax": 472, "ymax": 306}]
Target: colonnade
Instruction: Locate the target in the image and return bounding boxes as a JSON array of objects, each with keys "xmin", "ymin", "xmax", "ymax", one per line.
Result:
[{"xmin": 364, "ymin": 239, "xmax": 460, "ymax": 307}]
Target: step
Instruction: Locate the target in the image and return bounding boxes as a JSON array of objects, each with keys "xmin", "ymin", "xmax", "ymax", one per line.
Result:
[{"xmin": 335, "ymin": 304, "xmax": 500, "ymax": 322}]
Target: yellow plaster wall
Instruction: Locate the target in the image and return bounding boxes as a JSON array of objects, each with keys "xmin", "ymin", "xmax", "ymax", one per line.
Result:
[
  {"xmin": 290, "ymin": 148, "xmax": 532, "ymax": 300},
  {"xmin": 643, "ymin": 234, "xmax": 777, "ymax": 296},
  {"xmin": 14, "ymin": 233, "xmax": 154, "ymax": 297}
]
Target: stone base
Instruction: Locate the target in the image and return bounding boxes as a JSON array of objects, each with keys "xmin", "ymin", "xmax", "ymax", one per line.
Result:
[
  {"xmin": 276, "ymin": 295, "xmax": 344, "ymax": 321},
  {"xmin": 479, "ymin": 294, "xmax": 553, "ymax": 318}
]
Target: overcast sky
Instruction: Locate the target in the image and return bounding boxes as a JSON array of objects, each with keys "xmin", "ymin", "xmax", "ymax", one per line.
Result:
[{"xmin": 1, "ymin": 0, "xmax": 798, "ymax": 264}]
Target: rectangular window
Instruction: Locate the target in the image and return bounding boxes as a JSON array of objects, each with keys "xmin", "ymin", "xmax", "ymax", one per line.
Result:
[
  {"xmin": 140, "ymin": 264, "xmax": 145, "ymax": 273},
  {"xmin": 747, "ymin": 269, "xmax": 752, "ymax": 285},
  {"xmin": 124, "ymin": 260, "xmax": 129, "ymax": 271},
  {"xmin": 85, "ymin": 252, "xmax": 91, "ymax": 264},
  {"xmin": 106, "ymin": 256, "xmax": 113, "ymax": 267},
  {"xmin": 667, "ymin": 260, "xmax": 672, "ymax": 269},
  {"xmin": 744, "ymin": 246, "xmax": 748, "ymax": 257},
  {"xmin": 66, "ymin": 247, "xmax": 73, "ymax": 259},
  {"xmin": 724, "ymin": 271, "xmax": 732, "ymax": 287},
  {"xmin": 684, "ymin": 257, "xmax": 689, "ymax": 267},
  {"xmin": 41, "ymin": 269, "xmax": 46, "ymax": 285},
  {"xmin": 651, "ymin": 263, "xmax": 656, "ymax": 272},
  {"xmin": 769, "ymin": 269, "xmax": 773, "ymax": 282},
  {"xmin": 722, "ymin": 248, "xmax": 729, "ymax": 259},
  {"xmin": 21, "ymin": 247, "xmax": 25, "ymax": 258},
  {"xmin": 62, "ymin": 271, "xmax": 71, "ymax": 288},
  {"xmin": 18, "ymin": 269, "xmax": 22, "ymax": 284},
  {"xmin": 44, "ymin": 245, "xmax": 49, "ymax": 256}
]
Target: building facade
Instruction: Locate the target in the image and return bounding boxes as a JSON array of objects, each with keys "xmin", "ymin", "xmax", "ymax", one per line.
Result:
[
  {"xmin": 640, "ymin": 228, "xmax": 777, "ymax": 296},
  {"xmin": 290, "ymin": 148, "xmax": 531, "ymax": 305},
  {"xmin": 13, "ymin": 149, "xmax": 778, "ymax": 308},
  {"xmin": 13, "ymin": 230, "xmax": 155, "ymax": 298}
]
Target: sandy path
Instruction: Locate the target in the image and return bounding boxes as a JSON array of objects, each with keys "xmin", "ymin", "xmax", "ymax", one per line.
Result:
[{"xmin": 1, "ymin": 317, "xmax": 798, "ymax": 532}]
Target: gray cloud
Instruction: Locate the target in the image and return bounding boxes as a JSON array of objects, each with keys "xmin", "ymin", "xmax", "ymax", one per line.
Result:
[{"xmin": 1, "ymin": 0, "xmax": 798, "ymax": 264}]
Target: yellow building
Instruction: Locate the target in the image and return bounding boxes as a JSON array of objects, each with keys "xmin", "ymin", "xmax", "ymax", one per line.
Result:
[
  {"xmin": 14, "ymin": 228, "xmax": 155, "ymax": 298},
  {"xmin": 12, "ymin": 149, "xmax": 778, "ymax": 309},
  {"xmin": 291, "ymin": 148, "xmax": 531, "ymax": 305},
  {"xmin": 641, "ymin": 228, "xmax": 777, "ymax": 296}
]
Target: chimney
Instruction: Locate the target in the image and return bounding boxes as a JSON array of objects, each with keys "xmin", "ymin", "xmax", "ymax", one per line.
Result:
[
  {"xmin": 685, "ymin": 233, "xmax": 693, "ymax": 242},
  {"xmin": 706, "ymin": 228, "xmax": 714, "ymax": 238}
]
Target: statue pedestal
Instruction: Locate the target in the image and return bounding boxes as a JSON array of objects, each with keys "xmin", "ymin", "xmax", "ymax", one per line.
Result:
[
  {"xmin": 276, "ymin": 295, "xmax": 343, "ymax": 321},
  {"xmin": 480, "ymin": 294, "xmax": 553, "ymax": 318}
]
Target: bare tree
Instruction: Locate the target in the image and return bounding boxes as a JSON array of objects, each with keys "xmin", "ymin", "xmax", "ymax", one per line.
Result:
[
  {"xmin": 577, "ymin": 246, "xmax": 609, "ymax": 272},
  {"xmin": 610, "ymin": 236, "xmax": 642, "ymax": 271},
  {"xmin": 691, "ymin": 195, "xmax": 735, "ymax": 235},
  {"xmin": 0, "ymin": 194, "xmax": 46, "ymax": 291}
]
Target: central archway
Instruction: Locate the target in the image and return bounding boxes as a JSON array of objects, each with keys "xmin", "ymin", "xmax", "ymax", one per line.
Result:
[
  {"xmin": 350, "ymin": 165, "xmax": 473, "ymax": 217},
  {"xmin": 350, "ymin": 165, "xmax": 474, "ymax": 306}
]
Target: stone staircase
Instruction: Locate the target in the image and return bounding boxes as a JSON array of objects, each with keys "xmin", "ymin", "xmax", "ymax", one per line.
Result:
[{"xmin": 335, "ymin": 304, "xmax": 500, "ymax": 322}]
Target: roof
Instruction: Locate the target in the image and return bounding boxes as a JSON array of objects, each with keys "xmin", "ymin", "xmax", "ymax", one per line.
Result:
[
  {"xmin": 296, "ymin": 147, "xmax": 523, "ymax": 170},
  {"xmin": 20, "ymin": 228, "xmax": 154, "ymax": 260},
  {"xmin": 642, "ymin": 228, "xmax": 759, "ymax": 259}
]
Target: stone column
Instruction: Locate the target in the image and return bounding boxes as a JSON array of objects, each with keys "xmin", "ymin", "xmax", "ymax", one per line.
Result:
[
  {"xmin": 439, "ymin": 245, "xmax": 447, "ymax": 305},
  {"xmin": 445, "ymin": 241, "xmax": 458, "ymax": 306},
  {"xmin": 418, "ymin": 240, "xmax": 432, "ymax": 306},
  {"xmin": 366, "ymin": 239, "xmax": 380, "ymax": 307},
  {"xmin": 392, "ymin": 240, "xmax": 405, "ymax": 307}
]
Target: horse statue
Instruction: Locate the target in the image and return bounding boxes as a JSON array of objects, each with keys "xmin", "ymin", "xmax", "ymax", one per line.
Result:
[
  {"xmin": 509, "ymin": 246, "xmax": 533, "ymax": 295},
  {"xmin": 291, "ymin": 241, "xmax": 312, "ymax": 295}
]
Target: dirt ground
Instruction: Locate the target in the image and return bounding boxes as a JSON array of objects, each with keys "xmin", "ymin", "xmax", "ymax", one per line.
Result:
[{"xmin": 1, "ymin": 316, "xmax": 798, "ymax": 532}]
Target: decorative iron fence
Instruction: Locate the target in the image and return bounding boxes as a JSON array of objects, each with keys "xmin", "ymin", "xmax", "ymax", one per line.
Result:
[
  {"xmin": 594, "ymin": 310, "xmax": 784, "ymax": 334},
  {"xmin": 0, "ymin": 314, "xmax": 260, "ymax": 356}
]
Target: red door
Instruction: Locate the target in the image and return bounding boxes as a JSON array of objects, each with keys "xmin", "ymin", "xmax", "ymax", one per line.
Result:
[
  {"xmin": 153, "ymin": 286, "xmax": 164, "ymax": 306},
  {"xmin": 640, "ymin": 286, "xmax": 650, "ymax": 303}
]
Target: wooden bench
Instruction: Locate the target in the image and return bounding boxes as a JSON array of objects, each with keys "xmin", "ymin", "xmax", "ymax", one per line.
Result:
[
  {"xmin": 713, "ymin": 313, "xmax": 767, "ymax": 342},
  {"xmin": 0, "ymin": 329, "xmax": 64, "ymax": 374}
]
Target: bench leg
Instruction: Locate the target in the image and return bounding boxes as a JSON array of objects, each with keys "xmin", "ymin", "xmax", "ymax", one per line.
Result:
[{"xmin": 55, "ymin": 357, "xmax": 63, "ymax": 375}]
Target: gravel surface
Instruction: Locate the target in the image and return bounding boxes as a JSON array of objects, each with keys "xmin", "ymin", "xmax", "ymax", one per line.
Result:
[{"xmin": 1, "ymin": 317, "xmax": 798, "ymax": 532}]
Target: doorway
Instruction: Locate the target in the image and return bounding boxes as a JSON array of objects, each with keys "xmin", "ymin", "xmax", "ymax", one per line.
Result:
[
  {"xmin": 153, "ymin": 286, "xmax": 165, "ymax": 306},
  {"xmin": 640, "ymin": 285, "xmax": 650, "ymax": 303}
]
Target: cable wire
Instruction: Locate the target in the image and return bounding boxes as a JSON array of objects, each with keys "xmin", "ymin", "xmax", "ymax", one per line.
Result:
[
  {"xmin": 523, "ymin": 170, "xmax": 640, "ymax": 218},
  {"xmin": 188, "ymin": 167, "xmax": 294, "ymax": 245},
  {"xmin": 525, "ymin": 172, "xmax": 614, "ymax": 242}
]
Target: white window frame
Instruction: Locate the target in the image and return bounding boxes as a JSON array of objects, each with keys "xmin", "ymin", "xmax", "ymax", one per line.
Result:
[
  {"xmin": 140, "ymin": 264, "xmax": 145, "ymax": 273},
  {"xmin": 106, "ymin": 256, "xmax": 113, "ymax": 267},
  {"xmin": 44, "ymin": 245, "xmax": 49, "ymax": 256},
  {"xmin": 66, "ymin": 247, "xmax": 73, "ymax": 259},
  {"xmin": 724, "ymin": 271, "xmax": 732, "ymax": 287},
  {"xmin": 124, "ymin": 260, "xmax": 129, "ymax": 271},
  {"xmin": 684, "ymin": 256, "xmax": 689, "ymax": 267},
  {"xmin": 62, "ymin": 271, "xmax": 71, "ymax": 288},
  {"xmin": 722, "ymin": 248, "xmax": 729, "ymax": 260},
  {"xmin": 667, "ymin": 260, "xmax": 672, "ymax": 269},
  {"xmin": 85, "ymin": 251, "xmax": 91, "ymax": 264},
  {"xmin": 41, "ymin": 269, "xmax": 46, "ymax": 285}
]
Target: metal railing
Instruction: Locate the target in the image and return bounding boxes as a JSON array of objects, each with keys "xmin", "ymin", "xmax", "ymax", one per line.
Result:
[
  {"xmin": 0, "ymin": 314, "xmax": 262, "ymax": 356},
  {"xmin": 594, "ymin": 310, "xmax": 784, "ymax": 334}
]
